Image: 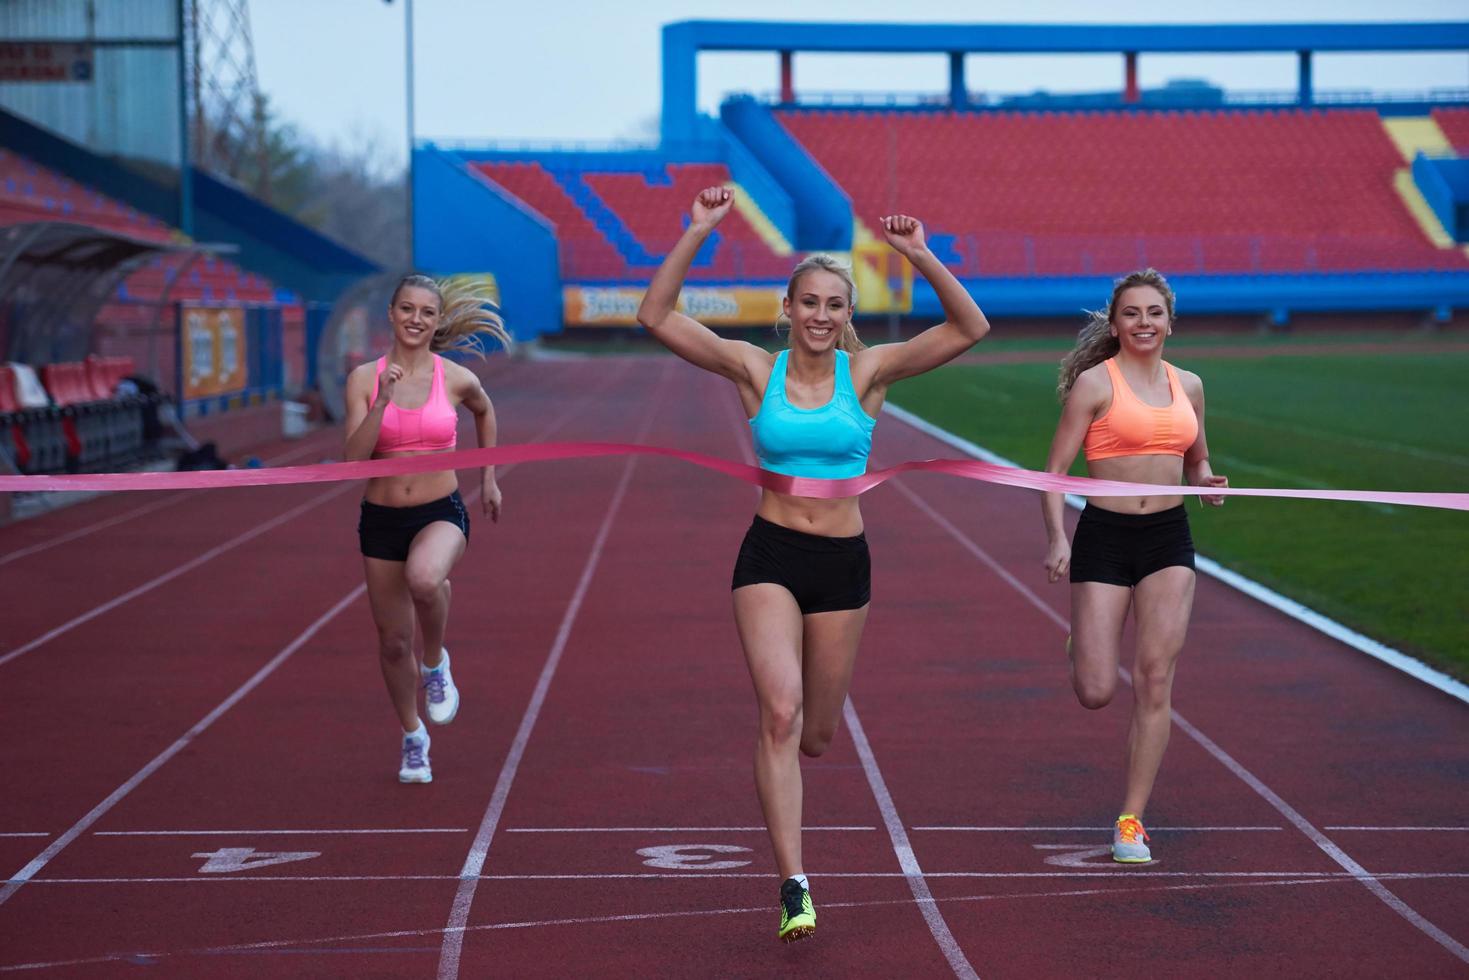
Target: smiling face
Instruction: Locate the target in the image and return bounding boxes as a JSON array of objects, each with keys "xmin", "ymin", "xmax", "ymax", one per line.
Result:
[
  {"xmin": 782, "ymin": 269, "xmax": 852, "ymax": 354},
  {"xmin": 1110, "ymin": 285, "xmax": 1172, "ymax": 354},
  {"xmin": 389, "ymin": 285, "xmax": 441, "ymax": 349}
]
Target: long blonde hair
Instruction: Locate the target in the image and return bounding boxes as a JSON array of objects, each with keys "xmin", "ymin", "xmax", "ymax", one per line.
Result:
[
  {"xmin": 391, "ymin": 274, "xmax": 513, "ymax": 357},
  {"xmin": 777, "ymin": 254, "xmax": 866, "ymax": 353},
  {"xmin": 1057, "ymin": 268, "xmax": 1175, "ymax": 401}
]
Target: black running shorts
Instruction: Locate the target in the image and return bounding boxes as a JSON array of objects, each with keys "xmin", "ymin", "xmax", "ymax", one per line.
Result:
[{"xmin": 732, "ymin": 515, "xmax": 871, "ymax": 614}]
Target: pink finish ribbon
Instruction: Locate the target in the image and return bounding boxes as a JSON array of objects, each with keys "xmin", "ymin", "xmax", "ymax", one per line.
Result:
[{"xmin": 1, "ymin": 442, "xmax": 1464, "ymax": 511}]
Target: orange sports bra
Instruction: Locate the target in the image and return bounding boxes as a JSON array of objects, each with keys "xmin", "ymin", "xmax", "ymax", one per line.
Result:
[
  {"xmin": 371, "ymin": 355, "xmax": 458, "ymax": 455},
  {"xmin": 1083, "ymin": 358, "xmax": 1198, "ymax": 462}
]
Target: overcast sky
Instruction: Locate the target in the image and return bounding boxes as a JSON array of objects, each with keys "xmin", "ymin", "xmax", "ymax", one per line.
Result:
[{"xmin": 248, "ymin": 0, "xmax": 1469, "ymax": 169}]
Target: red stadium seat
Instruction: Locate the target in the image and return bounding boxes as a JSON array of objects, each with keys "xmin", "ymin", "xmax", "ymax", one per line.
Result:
[{"xmin": 777, "ymin": 107, "xmax": 1468, "ymax": 276}]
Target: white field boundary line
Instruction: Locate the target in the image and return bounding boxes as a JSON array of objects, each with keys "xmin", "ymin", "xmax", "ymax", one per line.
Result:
[
  {"xmin": 0, "ymin": 367, "xmax": 620, "ymax": 911},
  {"xmin": 94, "ymin": 828, "xmax": 468, "ymax": 836},
  {"xmin": 0, "ymin": 359, "xmax": 613, "ymax": 670},
  {"xmin": 0, "ymin": 482, "xmax": 357, "ymax": 668},
  {"xmin": 436, "ymin": 361, "xmax": 667, "ymax": 980},
  {"xmin": 0, "ymin": 427, "xmax": 341, "ymax": 568},
  {"xmin": 721, "ymin": 385, "xmax": 978, "ymax": 979},
  {"xmin": 912, "ymin": 826, "xmax": 1282, "ymax": 832},
  {"xmin": 12, "ymin": 871, "xmax": 1469, "ymax": 885},
  {"xmin": 506, "ymin": 825, "xmax": 876, "ymax": 832},
  {"xmin": 12, "ymin": 871, "xmax": 1469, "ymax": 887},
  {"xmin": 882, "ymin": 451, "xmax": 1469, "ymax": 966},
  {"xmin": 0, "ymin": 873, "xmax": 1436, "ymax": 975},
  {"xmin": 846, "ymin": 699, "xmax": 980, "ymax": 979},
  {"xmin": 1327, "ymin": 826, "xmax": 1469, "ymax": 832},
  {"xmin": 0, "ymin": 587, "xmax": 366, "ymax": 909},
  {"xmin": 882, "ymin": 402, "xmax": 1469, "ymax": 707}
]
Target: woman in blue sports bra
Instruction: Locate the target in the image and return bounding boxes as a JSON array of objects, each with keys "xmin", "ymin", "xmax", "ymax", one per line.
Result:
[{"xmin": 637, "ymin": 186, "xmax": 991, "ymax": 944}]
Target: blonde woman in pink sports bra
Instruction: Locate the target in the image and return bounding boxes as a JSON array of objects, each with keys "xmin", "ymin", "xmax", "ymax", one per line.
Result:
[
  {"xmin": 1039, "ymin": 269, "xmax": 1228, "ymax": 864},
  {"xmin": 344, "ymin": 275, "xmax": 512, "ymax": 784}
]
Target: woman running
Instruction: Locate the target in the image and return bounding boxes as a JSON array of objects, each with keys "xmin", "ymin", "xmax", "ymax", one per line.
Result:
[
  {"xmin": 1039, "ymin": 269, "xmax": 1227, "ymax": 862},
  {"xmin": 637, "ymin": 186, "xmax": 990, "ymax": 943},
  {"xmin": 343, "ymin": 275, "xmax": 511, "ymax": 783}
]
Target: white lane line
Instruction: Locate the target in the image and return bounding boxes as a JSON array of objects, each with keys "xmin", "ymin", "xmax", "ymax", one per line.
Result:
[
  {"xmin": 0, "ymin": 482, "xmax": 355, "ymax": 668},
  {"xmin": 845, "ymin": 699, "xmax": 980, "ymax": 980},
  {"xmin": 1327, "ymin": 827, "xmax": 1469, "ymax": 832},
  {"xmin": 0, "ymin": 873, "xmax": 1433, "ymax": 975},
  {"xmin": 437, "ymin": 364, "xmax": 666, "ymax": 980},
  {"xmin": 0, "ymin": 492, "xmax": 189, "ymax": 567},
  {"xmin": 913, "ymin": 826, "xmax": 1283, "ymax": 832},
  {"xmin": 0, "ymin": 430, "xmax": 339, "ymax": 568},
  {"xmin": 505, "ymin": 826, "xmax": 876, "ymax": 833},
  {"xmin": 0, "ymin": 834, "xmax": 47, "ymax": 839},
  {"xmin": 94, "ymin": 828, "xmax": 467, "ymax": 837},
  {"xmin": 0, "ymin": 588, "xmax": 365, "ymax": 909},
  {"xmin": 882, "ymin": 402, "xmax": 1469, "ymax": 706},
  {"xmin": 0, "ymin": 361, "xmax": 615, "ymax": 909},
  {"xmin": 885, "ymin": 463, "xmax": 1469, "ymax": 966},
  {"xmin": 1167, "ymin": 706, "xmax": 1469, "ymax": 965},
  {"xmin": 20, "ymin": 871, "xmax": 1466, "ymax": 885}
]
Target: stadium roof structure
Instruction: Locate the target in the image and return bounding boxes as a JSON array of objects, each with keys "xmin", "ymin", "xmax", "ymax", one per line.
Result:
[
  {"xmin": 661, "ymin": 20, "xmax": 1469, "ymax": 140},
  {"xmin": 0, "ymin": 222, "xmax": 231, "ymax": 364}
]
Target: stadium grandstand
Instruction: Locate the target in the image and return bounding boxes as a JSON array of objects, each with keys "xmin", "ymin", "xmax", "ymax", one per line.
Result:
[
  {"xmin": 5, "ymin": 12, "xmax": 1469, "ymax": 493},
  {"xmin": 0, "ymin": 0, "xmax": 384, "ymax": 511},
  {"xmin": 419, "ymin": 20, "xmax": 1469, "ymax": 331}
]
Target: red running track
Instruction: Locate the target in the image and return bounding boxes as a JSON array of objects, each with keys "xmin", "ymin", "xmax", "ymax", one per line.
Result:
[{"xmin": 0, "ymin": 357, "xmax": 1465, "ymax": 978}]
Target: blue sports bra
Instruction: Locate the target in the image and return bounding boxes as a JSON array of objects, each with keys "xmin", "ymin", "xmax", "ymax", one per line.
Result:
[{"xmin": 750, "ymin": 349, "xmax": 876, "ymax": 480}]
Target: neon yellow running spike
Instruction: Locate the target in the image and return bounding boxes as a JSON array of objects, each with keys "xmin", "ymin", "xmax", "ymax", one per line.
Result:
[{"xmin": 778, "ymin": 878, "xmax": 816, "ymax": 943}]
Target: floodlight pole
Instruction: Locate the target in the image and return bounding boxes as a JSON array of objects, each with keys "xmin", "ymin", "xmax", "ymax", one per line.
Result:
[
  {"xmin": 405, "ymin": 0, "xmax": 415, "ymax": 269},
  {"xmin": 176, "ymin": 0, "xmax": 193, "ymax": 237}
]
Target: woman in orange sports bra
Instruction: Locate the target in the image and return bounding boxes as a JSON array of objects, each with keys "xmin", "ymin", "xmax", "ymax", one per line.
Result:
[
  {"xmin": 1039, "ymin": 269, "xmax": 1228, "ymax": 865},
  {"xmin": 343, "ymin": 275, "xmax": 511, "ymax": 784}
]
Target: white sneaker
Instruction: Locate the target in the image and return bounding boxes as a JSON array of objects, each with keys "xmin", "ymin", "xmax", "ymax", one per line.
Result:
[
  {"xmin": 399, "ymin": 728, "xmax": 432, "ymax": 783},
  {"xmin": 422, "ymin": 649, "xmax": 460, "ymax": 725},
  {"xmin": 1112, "ymin": 813, "xmax": 1152, "ymax": 863}
]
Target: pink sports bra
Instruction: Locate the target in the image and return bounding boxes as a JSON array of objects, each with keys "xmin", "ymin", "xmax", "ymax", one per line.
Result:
[{"xmin": 371, "ymin": 355, "xmax": 457, "ymax": 454}]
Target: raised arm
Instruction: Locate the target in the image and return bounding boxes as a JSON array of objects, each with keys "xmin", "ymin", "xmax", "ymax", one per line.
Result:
[
  {"xmin": 452, "ymin": 362, "xmax": 502, "ymax": 521},
  {"xmin": 343, "ymin": 361, "xmax": 396, "ymax": 461},
  {"xmin": 636, "ymin": 186, "xmax": 766, "ymax": 383},
  {"xmin": 1181, "ymin": 370, "xmax": 1227, "ymax": 506},
  {"xmin": 1040, "ymin": 368, "xmax": 1106, "ymax": 583},
  {"xmin": 859, "ymin": 215, "xmax": 990, "ymax": 388}
]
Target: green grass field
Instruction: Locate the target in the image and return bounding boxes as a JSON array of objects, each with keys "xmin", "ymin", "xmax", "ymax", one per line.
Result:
[{"xmin": 887, "ymin": 342, "xmax": 1469, "ymax": 678}]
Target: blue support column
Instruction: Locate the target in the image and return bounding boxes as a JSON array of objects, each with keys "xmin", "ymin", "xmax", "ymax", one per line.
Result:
[
  {"xmin": 661, "ymin": 23, "xmax": 699, "ymax": 144},
  {"xmin": 1298, "ymin": 50, "xmax": 1313, "ymax": 107},
  {"xmin": 949, "ymin": 51, "xmax": 967, "ymax": 108}
]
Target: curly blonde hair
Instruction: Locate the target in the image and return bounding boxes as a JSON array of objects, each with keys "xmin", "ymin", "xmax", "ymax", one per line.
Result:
[
  {"xmin": 1057, "ymin": 268, "xmax": 1175, "ymax": 401},
  {"xmin": 392, "ymin": 274, "xmax": 513, "ymax": 357}
]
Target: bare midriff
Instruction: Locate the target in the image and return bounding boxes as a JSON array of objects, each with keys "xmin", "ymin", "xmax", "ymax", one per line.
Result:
[
  {"xmin": 757, "ymin": 489, "xmax": 864, "ymax": 538},
  {"xmin": 1086, "ymin": 453, "xmax": 1184, "ymax": 514},
  {"xmin": 363, "ymin": 451, "xmax": 458, "ymax": 507}
]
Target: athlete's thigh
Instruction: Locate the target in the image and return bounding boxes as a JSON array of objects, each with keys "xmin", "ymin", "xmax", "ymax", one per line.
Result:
[
  {"xmin": 363, "ymin": 556, "xmax": 414, "ymax": 635},
  {"xmin": 733, "ymin": 584, "xmax": 806, "ymax": 711},
  {"xmin": 1130, "ymin": 566, "xmax": 1195, "ymax": 668},
  {"xmin": 800, "ymin": 605, "xmax": 868, "ymax": 736},
  {"xmin": 404, "ymin": 521, "xmax": 467, "ymax": 588},
  {"xmin": 1070, "ymin": 581, "xmax": 1132, "ymax": 683}
]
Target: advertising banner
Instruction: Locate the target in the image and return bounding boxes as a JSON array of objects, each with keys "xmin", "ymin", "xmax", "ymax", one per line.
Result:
[
  {"xmin": 181, "ymin": 306, "xmax": 249, "ymax": 399},
  {"xmin": 0, "ymin": 43, "xmax": 94, "ymax": 82},
  {"xmin": 564, "ymin": 285, "xmax": 783, "ymax": 327}
]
